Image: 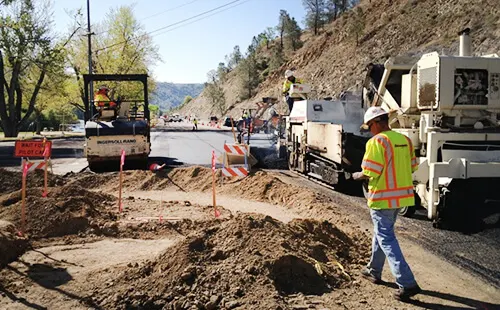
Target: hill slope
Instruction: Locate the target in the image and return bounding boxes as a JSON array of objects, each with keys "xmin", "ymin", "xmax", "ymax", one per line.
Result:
[
  {"xmin": 151, "ymin": 82, "xmax": 203, "ymax": 110},
  {"xmin": 180, "ymin": 0, "xmax": 500, "ymax": 118}
]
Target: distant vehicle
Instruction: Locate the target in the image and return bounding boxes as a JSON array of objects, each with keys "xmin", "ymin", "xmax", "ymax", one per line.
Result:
[
  {"xmin": 223, "ymin": 116, "xmax": 233, "ymax": 127},
  {"xmin": 168, "ymin": 113, "xmax": 182, "ymax": 122},
  {"xmin": 210, "ymin": 116, "xmax": 218, "ymax": 122},
  {"xmin": 69, "ymin": 124, "xmax": 85, "ymax": 132}
]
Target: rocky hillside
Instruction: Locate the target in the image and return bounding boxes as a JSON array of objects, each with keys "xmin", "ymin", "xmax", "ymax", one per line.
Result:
[
  {"xmin": 179, "ymin": 0, "xmax": 500, "ymax": 119},
  {"xmin": 151, "ymin": 82, "xmax": 203, "ymax": 111}
]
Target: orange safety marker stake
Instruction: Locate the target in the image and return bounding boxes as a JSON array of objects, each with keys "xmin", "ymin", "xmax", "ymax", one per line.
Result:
[
  {"xmin": 211, "ymin": 150, "xmax": 219, "ymax": 218},
  {"xmin": 118, "ymin": 149, "xmax": 125, "ymax": 212},
  {"xmin": 21, "ymin": 160, "xmax": 28, "ymax": 235}
]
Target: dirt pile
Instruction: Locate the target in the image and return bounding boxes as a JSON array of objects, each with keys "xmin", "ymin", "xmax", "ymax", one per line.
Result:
[
  {"xmin": 107, "ymin": 167, "xmax": 343, "ymax": 214},
  {"xmin": 0, "ymin": 220, "xmax": 28, "ymax": 267},
  {"xmin": 132, "ymin": 166, "xmax": 213, "ymax": 192},
  {"xmin": 0, "ymin": 184, "xmax": 115, "ymax": 239},
  {"xmin": 93, "ymin": 214, "xmax": 368, "ymax": 309},
  {"xmin": 0, "ymin": 168, "xmax": 65, "ymax": 195},
  {"xmin": 67, "ymin": 167, "xmax": 214, "ymax": 193}
]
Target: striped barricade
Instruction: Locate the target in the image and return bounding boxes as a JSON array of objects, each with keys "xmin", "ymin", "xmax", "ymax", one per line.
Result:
[
  {"xmin": 223, "ymin": 143, "xmax": 247, "ymax": 155},
  {"xmin": 221, "ymin": 143, "xmax": 249, "ymax": 178},
  {"xmin": 21, "ymin": 161, "xmax": 48, "ymax": 173},
  {"xmin": 221, "ymin": 165, "xmax": 248, "ymax": 177}
]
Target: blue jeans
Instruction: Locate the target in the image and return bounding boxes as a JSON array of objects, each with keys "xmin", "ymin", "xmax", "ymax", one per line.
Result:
[{"xmin": 367, "ymin": 209, "xmax": 417, "ymax": 289}]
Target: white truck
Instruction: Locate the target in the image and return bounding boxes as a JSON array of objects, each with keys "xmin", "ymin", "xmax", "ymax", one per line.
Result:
[
  {"xmin": 283, "ymin": 84, "xmax": 370, "ymax": 192},
  {"xmin": 364, "ymin": 28, "xmax": 500, "ymax": 225}
]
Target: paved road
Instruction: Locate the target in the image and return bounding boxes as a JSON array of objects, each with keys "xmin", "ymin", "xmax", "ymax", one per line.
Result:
[
  {"xmin": 0, "ymin": 126, "xmax": 275, "ymax": 172},
  {"xmin": 1, "ymin": 128, "xmax": 498, "ymax": 289}
]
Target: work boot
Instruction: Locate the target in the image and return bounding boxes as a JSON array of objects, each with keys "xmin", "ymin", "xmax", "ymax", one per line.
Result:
[
  {"xmin": 360, "ymin": 269, "xmax": 381, "ymax": 284},
  {"xmin": 393, "ymin": 285, "xmax": 422, "ymax": 301}
]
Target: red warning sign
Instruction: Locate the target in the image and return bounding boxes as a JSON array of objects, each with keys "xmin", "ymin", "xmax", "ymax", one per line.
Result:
[{"xmin": 14, "ymin": 140, "xmax": 52, "ymax": 158}]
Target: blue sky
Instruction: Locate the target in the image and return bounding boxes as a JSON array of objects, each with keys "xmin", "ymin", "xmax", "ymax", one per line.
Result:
[{"xmin": 53, "ymin": 0, "xmax": 306, "ymax": 83}]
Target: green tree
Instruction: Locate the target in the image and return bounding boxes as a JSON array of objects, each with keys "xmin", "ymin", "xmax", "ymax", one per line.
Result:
[
  {"xmin": 225, "ymin": 45, "xmax": 242, "ymax": 71},
  {"xmin": 263, "ymin": 27, "xmax": 276, "ymax": 48},
  {"xmin": 284, "ymin": 17, "xmax": 303, "ymax": 51},
  {"xmin": 0, "ymin": 0, "xmax": 68, "ymax": 137},
  {"xmin": 66, "ymin": 5, "xmax": 160, "ymax": 112},
  {"xmin": 216, "ymin": 62, "xmax": 229, "ymax": 83},
  {"xmin": 182, "ymin": 95, "xmax": 193, "ymax": 106},
  {"xmin": 277, "ymin": 10, "xmax": 289, "ymax": 50},
  {"xmin": 303, "ymin": 0, "xmax": 327, "ymax": 35},
  {"xmin": 277, "ymin": 10, "xmax": 302, "ymax": 53},
  {"xmin": 237, "ymin": 55, "xmax": 260, "ymax": 100},
  {"xmin": 269, "ymin": 45, "xmax": 285, "ymax": 71},
  {"xmin": 149, "ymin": 104, "xmax": 159, "ymax": 116},
  {"xmin": 348, "ymin": 7, "xmax": 365, "ymax": 46},
  {"xmin": 205, "ymin": 70, "xmax": 226, "ymax": 117}
]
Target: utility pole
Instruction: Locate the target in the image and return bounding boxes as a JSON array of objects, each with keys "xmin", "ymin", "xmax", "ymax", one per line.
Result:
[{"xmin": 87, "ymin": 0, "xmax": 94, "ymax": 105}]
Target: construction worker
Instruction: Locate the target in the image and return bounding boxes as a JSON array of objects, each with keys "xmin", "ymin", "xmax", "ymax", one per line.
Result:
[
  {"xmin": 192, "ymin": 118, "xmax": 198, "ymax": 131},
  {"xmin": 282, "ymin": 69, "xmax": 304, "ymax": 113},
  {"xmin": 351, "ymin": 106, "xmax": 421, "ymax": 301},
  {"xmin": 94, "ymin": 86, "xmax": 117, "ymax": 109},
  {"xmin": 242, "ymin": 110, "xmax": 251, "ymax": 128}
]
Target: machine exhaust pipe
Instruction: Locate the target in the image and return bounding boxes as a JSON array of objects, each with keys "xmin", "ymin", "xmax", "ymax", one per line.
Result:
[{"xmin": 458, "ymin": 28, "xmax": 471, "ymax": 57}]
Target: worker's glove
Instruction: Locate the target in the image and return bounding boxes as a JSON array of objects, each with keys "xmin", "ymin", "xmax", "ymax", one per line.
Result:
[{"xmin": 352, "ymin": 172, "xmax": 365, "ymax": 181}]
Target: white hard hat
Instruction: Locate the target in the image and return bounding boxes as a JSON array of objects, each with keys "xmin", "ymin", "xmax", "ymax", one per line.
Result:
[
  {"xmin": 362, "ymin": 106, "xmax": 389, "ymax": 129},
  {"xmin": 285, "ymin": 70, "xmax": 294, "ymax": 78}
]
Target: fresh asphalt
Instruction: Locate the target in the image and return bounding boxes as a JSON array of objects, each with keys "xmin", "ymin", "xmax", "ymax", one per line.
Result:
[{"xmin": 0, "ymin": 126, "xmax": 498, "ymax": 290}]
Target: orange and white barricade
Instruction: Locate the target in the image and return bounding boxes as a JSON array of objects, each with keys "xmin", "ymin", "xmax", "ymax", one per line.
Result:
[
  {"xmin": 221, "ymin": 165, "xmax": 248, "ymax": 177},
  {"xmin": 221, "ymin": 143, "xmax": 249, "ymax": 177},
  {"xmin": 21, "ymin": 160, "xmax": 48, "ymax": 173}
]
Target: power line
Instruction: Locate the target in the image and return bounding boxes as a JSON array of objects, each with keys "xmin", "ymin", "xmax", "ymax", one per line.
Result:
[
  {"xmin": 151, "ymin": 0, "xmax": 252, "ymax": 39},
  {"xmin": 94, "ymin": 0, "xmax": 242, "ymax": 54},
  {"xmin": 140, "ymin": 0, "xmax": 201, "ymax": 20},
  {"xmin": 94, "ymin": 0, "xmax": 201, "ymax": 36}
]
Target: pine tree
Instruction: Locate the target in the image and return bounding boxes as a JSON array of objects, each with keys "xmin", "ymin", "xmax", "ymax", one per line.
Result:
[
  {"xmin": 269, "ymin": 46, "xmax": 285, "ymax": 71},
  {"xmin": 284, "ymin": 17, "xmax": 303, "ymax": 51},
  {"xmin": 277, "ymin": 10, "xmax": 289, "ymax": 50},
  {"xmin": 205, "ymin": 70, "xmax": 226, "ymax": 117},
  {"xmin": 225, "ymin": 45, "xmax": 242, "ymax": 71},
  {"xmin": 348, "ymin": 7, "xmax": 365, "ymax": 46},
  {"xmin": 237, "ymin": 55, "xmax": 260, "ymax": 100},
  {"xmin": 303, "ymin": 0, "xmax": 327, "ymax": 35}
]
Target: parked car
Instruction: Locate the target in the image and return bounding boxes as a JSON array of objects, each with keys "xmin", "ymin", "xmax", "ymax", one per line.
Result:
[
  {"xmin": 168, "ymin": 114, "xmax": 182, "ymax": 122},
  {"xmin": 223, "ymin": 116, "xmax": 233, "ymax": 127}
]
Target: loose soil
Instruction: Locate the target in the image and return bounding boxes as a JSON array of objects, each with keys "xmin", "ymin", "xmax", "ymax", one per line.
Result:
[
  {"xmin": 0, "ymin": 220, "xmax": 28, "ymax": 268},
  {"xmin": 89, "ymin": 214, "xmax": 369, "ymax": 309},
  {"xmin": 0, "ymin": 168, "xmax": 65, "ymax": 195},
  {"xmin": 0, "ymin": 184, "xmax": 115, "ymax": 239},
  {"xmin": 0, "ymin": 167, "xmax": 499, "ymax": 310}
]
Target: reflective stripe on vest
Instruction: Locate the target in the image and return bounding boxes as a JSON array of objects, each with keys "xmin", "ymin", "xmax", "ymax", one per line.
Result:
[
  {"xmin": 366, "ymin": 132, "xmax": 415, "ymax": 209},
  {"xmin": 361, "ymin": 159, "xmax": 383, "ymax": 174},
  {"xmin": 402, "ymin": 135, "xmax": 418, "ymax": 170}
]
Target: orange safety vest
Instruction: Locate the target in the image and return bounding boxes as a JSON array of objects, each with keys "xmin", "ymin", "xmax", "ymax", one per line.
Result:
[
  {"xmin": 361, "ymin": 130, "xmax": 418, "ymax": 209},
  {"xmin": 282, "ymin": 78, "xmax": 304, "ymax": 96},
  {"xmin": 94, "ymin": 92, "xmax": 116, "ymax": 107}
]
